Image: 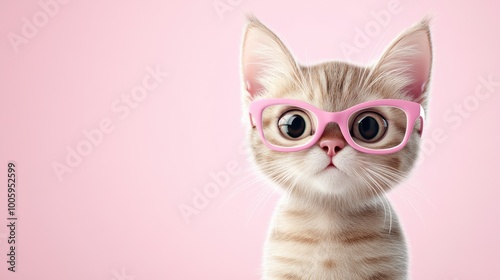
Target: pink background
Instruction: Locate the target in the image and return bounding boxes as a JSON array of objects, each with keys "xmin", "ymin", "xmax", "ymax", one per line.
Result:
[{"xmin": 1, "ymin": 0, "xmax": 499, "ymax": 279}]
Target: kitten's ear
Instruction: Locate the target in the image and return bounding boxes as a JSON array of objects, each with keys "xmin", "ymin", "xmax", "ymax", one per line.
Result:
[
  {"xmin": 371, "ymin": 18, "xmax": 432, "ymax": 104},
  {"xmin": 241, "ymin": 16, "xmax": 300, "ymax": 100}
]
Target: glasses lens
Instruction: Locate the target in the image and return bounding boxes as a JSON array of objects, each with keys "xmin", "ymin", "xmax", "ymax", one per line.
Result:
[
  {"xmin": 348, "ymin": 106, "xmax": 407, "ymax": 150},
  {"xmin": 261, "ymin": 105, "xmax": 317, "ymax": 148}
]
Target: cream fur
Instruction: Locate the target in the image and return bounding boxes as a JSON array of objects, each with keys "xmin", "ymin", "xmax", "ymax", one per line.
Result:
[{"xmin": 240, "ymin": 16, "xmax": 432, "ymax": 280}]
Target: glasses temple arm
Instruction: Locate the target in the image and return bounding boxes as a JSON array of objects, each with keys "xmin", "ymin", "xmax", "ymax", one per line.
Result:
[
  {"xmin": 249, "ymin": 113, "xmax": 256, "ymax": 128},
  {"xmin": 418, "ymin": 105, "xmax": 425, "ymax": 136}
]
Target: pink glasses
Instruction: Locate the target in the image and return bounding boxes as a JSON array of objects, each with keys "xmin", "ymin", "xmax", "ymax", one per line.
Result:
[{"xmin": 248, "ymin": 98, "xmax": 425, "ymax": 154}]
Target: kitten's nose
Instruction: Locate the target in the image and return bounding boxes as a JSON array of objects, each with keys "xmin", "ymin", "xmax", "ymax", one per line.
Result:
[{"xmin": 319, "ymin": 139, "xmax": 345, "ymax": 157}]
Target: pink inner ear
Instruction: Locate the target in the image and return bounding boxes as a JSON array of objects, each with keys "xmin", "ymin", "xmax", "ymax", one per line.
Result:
[
  {"xmin": 242, "ymin": 29, "xmax": 274, "ymax": 98},
  {"xmin": 401, "ymin": 31, "xmax": 432, "ymax": 100},
  {"xmin": 243, "ymin": 62, "xmax": 264, "ymax": 97}
]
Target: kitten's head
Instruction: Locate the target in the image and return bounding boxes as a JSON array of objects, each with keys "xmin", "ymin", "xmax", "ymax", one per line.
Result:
[{"xmin": 240, "ymin": 16, "xmax": 432, "ymax": 209}]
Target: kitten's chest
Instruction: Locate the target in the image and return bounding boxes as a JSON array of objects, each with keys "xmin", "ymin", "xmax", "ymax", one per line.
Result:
[{"xmin": 262, "ymin": 201, "xmax": 407, "ymax": 279}]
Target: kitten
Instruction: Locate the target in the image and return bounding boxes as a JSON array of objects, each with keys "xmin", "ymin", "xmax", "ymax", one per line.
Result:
[{"xmin": 240, "ymin": 16, "xmax": 432, "ymax": 280}]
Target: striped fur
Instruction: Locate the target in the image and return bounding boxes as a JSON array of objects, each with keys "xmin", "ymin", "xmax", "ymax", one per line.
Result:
[{"xmin": 240, "ymin": 16, "xmax": 432, "ymax": 279}]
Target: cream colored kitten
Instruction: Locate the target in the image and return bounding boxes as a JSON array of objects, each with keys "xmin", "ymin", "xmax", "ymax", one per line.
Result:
[{"xmin": 240, "ymin": 16, "xmax": 432, "ymax": 280}]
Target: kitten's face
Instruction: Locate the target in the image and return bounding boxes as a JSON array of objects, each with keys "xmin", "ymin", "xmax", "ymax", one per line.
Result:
[{"xmin": 241, "ymin": 17, "xmax": 432, "ymax": 208}]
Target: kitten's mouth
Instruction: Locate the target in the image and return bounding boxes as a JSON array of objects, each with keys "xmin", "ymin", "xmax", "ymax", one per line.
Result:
[{"xmin": 325, "ymin": 162, "xmax": 337, "ymax": 169}]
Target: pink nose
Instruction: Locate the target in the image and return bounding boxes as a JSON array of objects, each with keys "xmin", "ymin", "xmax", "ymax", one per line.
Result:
[{"xmin": 319, "ymin": 139, "xmax": 345, "ymax": 157}]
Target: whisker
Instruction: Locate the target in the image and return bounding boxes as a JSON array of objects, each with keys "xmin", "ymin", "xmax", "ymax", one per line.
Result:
[
  {"xmin": 220, "ymin": 169, "xmax": 268, "ymax": 208},
  {"xmin": 362, "ymin": 168, "xmax": 393, "ymax": 233},
  {"xmin": 245, "ymin": 185, "xmax": 276, "ymax": 229},
  {"xmin": 244, "ymin": 166, "xmax": 299, "ymax": 227},
  {"xmin": 359, "ymin": 161, "xmax": 436, "ymax": 226}
]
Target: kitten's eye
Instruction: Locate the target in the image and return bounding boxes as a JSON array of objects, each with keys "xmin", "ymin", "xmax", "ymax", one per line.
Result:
[
  {"xmin": 278, "ymin": 110, "xmax": 312, "ymax": 140},
  {"xmin": 351, "ymin": 111, "xmax": 388, "ymax": 143}
]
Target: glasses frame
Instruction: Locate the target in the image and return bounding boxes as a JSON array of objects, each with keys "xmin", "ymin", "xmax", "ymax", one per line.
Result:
[{"xmin": 248, "ymin": 98, "xmax": 425, "ymax": 154}]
